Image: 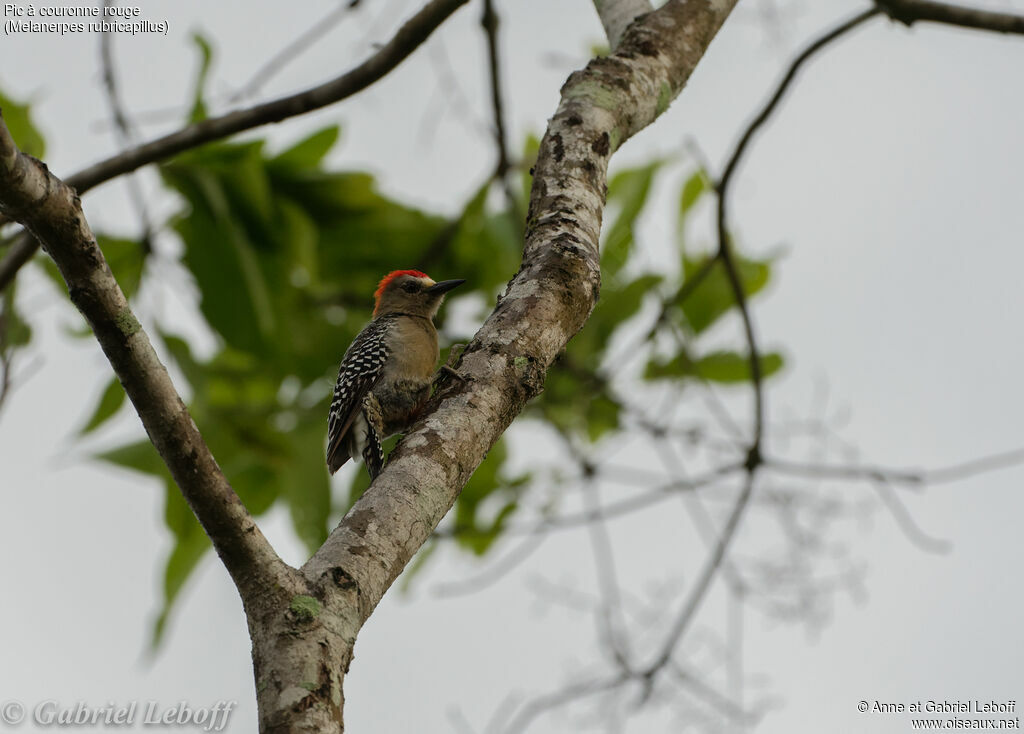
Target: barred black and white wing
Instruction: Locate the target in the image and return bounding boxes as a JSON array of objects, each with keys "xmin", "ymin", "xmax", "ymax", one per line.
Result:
[{"xmin": 326, "ymin": 316, "xmax": 393, "ymax": 475}]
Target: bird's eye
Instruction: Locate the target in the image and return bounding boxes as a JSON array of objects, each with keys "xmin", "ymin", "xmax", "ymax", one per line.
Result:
[{"xmin": 401, "ymin": 281, "xmax": 419, "ymax": 293}]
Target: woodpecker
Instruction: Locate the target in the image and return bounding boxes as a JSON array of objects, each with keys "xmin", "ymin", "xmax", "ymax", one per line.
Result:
[{"xmin": 327, "ymin": 270, "xmax": 465, "ymax": 479}]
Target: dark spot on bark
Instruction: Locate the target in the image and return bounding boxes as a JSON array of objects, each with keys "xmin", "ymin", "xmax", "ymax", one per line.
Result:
[
  {"xmin": 551, "ymin": 231, "xmax": 585, "ymax": 255},
  {"xmin": 551, "ymin": 133, "xmax": 564, "ymax": 162},
  {"xmin": 331, "ymin": 567, "xmax": 357, "ymax": 591},
  {"xmin": 636, "ymin": 39, "xmax": 660, "ymax": 57},
  {"xmin": 567, "ymin": 115, "xmax": 582, "ymax": 126},
  {"xmin": 587, "ymin": 57, "xmax": 633, "ymax": 91},
  {"xmin": 346, "ymin": 507, "xmax": 374, "ymax": 538},
  {"xmin": 347, "ymin": 544, "xmax": 371, "ymax": 558},
  {"xmin": 592, "ymin": 132, "xmax": 610, "ymax": 157}
]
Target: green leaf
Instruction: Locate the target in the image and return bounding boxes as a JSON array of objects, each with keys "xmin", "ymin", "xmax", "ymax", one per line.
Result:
[
  {"xmin": 645, "ymin": 349, "xmax": 784, "ymax": 384},
  {"xmin": 695, "ymin": 350, "xmax": 785, "ymax": 384},
  {"xmin": 152, "ymin": 486, "xmax": 210, "ymax": 649},
  {"xmin": 679, "ymin": 169, "xmax": 708, "ymax": 223},
  {"xmin": 159, "ymin": 332, "xmax": 206, "ymax": 391},
  {"xmin": 96, "ymin": 439, "xmax": 168, "ymax": 479},
  {"xmin": 603, "ymin": 161, "xmax": 661, "ymax": 279},
  {"xmin": 534, "ymin": 272, "xmax": 660, "ymax": 440},
  {"xmin": 98, "ymin": 235, "xmax": 147, "ymax": 299},
  {"xmin": 280, "ymin": 418, "xmax": 330, "ymax": 555},
  {"xmin": 452, "ymin": 438, "xmax": 529, "ymax": 555},
  {"xmin": 187, "ymin": 33, "xmax": 214, "ymax": 123},
  {"xmin": 165, "ymin": 165, "xmax": 276, "ymax": 352},
  {"xmin": 678, "ymin": 253, "xmax": 773, "ymax": 334},
  {"xmin": 520, "ymin": 133, "xmax": 541, "ymax": 206},
  {"xmin": 80, "ymin": 376, "xmax": 126, "ymax": 435},
  {"xmin": 1, "ymin": 285, "xmax": 32, "ymax": 350},
  {"xmin": 272, "ymin": 126, "xmax": 340, "ymax": 168},
  {"xmin": 0, "ymin": 86, "xmax": 45, "ymax": 157}
]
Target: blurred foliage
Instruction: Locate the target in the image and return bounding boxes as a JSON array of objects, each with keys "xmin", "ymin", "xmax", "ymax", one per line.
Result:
[
  {"xmin": 0, "ymin": 84, "xmax": 46, "ymax": 158},
  {"xmin": 0, "ymin": 84, "xmax": 44, "ymax": 387},
  {"xmin": 1, "ymin": 50, "xmax": 784, "ymax": 647}
]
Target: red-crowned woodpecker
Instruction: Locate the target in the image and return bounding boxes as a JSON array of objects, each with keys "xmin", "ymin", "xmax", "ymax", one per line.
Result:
[{"xmin": 327, "ymin": 270, "xmax": 464, "ymax": 479}]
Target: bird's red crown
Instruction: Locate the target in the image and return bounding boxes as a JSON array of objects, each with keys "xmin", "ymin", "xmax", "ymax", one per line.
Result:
[{"xmin": 374, "ymin": 270, "xmax": 430, "ymax": 303}]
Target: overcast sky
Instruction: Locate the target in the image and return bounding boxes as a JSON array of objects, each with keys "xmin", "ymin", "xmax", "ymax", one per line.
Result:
[{"xmin": 1, "ymin": 1, "xmax": 1023, "ymax": 732}]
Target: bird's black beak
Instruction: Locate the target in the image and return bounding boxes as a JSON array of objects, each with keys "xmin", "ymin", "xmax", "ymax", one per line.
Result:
[{"xmin": 424, "ymin": 279, "xmax": 465, "ymax": 295}]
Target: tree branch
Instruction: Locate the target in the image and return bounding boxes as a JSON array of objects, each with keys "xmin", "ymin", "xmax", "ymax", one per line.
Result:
[
  {"xmin": 302, "ymin": 0, "xmax": 741, "ymax": 626},
  {"xmin": 0, "ymin": 113, "xmax": 291, "ymax": 604},
  {"xmin": 643, "ymin": 471, "xmax": 756, "ymax": 677},
  {"xmin": 878, "ymin": 0, "xmax": 1024, "ymax": 34},
  {"xmin": 0, "ymin": 0, "xmax": 471, "ymax": 290},
  {"xmin": 99, "ymin": 1, "xmax": 155, "ymax": 249},
  {"xmin": 481, "ymin": 0, "xmax": 521, "ymax": 223},
  {"xmin": 715, "ymin": 6, "xmax": 883, "ymax": 458},
  {"xmin": 229, "ymin": 1, "xmax": 356, "ymax": 102},
  {"xmin": 592, "ymin": 0, "xmax": 654, "ymax": 49}
]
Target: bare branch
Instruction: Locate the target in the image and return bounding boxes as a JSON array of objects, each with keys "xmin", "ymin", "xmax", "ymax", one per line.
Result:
[
  {"xmin": 592, "ymin": 0, "xmax": 654, "ymax": 48},
  {"xmin": 765, "ymin": 445, "xmax": 1024, "ymax": 486},
  {"xmin": 501, "ymin": 673, "xmax": 630, "ymax": 734},
  {"xmin": 878, "ymin": 0, "xmax": 1024, "ymax": 34},
  {"xmin": 715, "ymin": 6, "xmax": 883, "ymax": 456},
  {"xmin": 481, "ymin": 0, "xmax": 522, "ymax": 225},
  {"xmin": 99, "ymin": 0, "xmax": 154, "ymax": 248},
  {"xmin": 229, "ymin": 1, "xmax": 356, "ymax": 102},
  {"xmin": 0, "ymin": 113, "xmax": 291, "ymax": 603},
  {"xmin": 432, "ymin": 527, "xmax": 550, "ymax": 597},
  {"xmin": 872, "ymin": 479, "xmax": 952, "ymax": 553},
  {"xmin": 582, "ymin": 475, "xmax": 633, "ymax": 670},
  {"xmin": 0, "ymin": 0, "xmax": 472, "ymax": 289},
  {"xmin": 644, "ymin": 472, "xmax": 756, "ymax": 676}
]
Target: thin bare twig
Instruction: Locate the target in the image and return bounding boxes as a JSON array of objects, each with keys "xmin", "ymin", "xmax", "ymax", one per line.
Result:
[
  {"xmin": 481, "ymin": 0, "xmax": 521, "ymax": 225},
  {"xmin": 644, "ymin": 471, "xmax": 757, "ymax": 677},
  {"xmin": 99, "ymin": 0, "xmax": 154, "ymax": 250},
  {"xmin": 715, "ymin": 5, "xmax": 884, "ymax": 454},
  {"xmin": 501, "ymin": 674, "xmax": 630, "ymax": 734},
  {"xmin": 432, "ymin": 526, "xmax": 550, "ymax": 597},
  {"xmin": 871, "ymin": 478, "xmax": 952, "ymax": 553},
  {"xmin": 230, "ymin": 1, "xmax": 358, "ymax": 102},
  {"xmin": 765, "ymin": 444, "xmax": 1024, "ymax": 487},
  {"xmin": 581, "ymin": 468, "xmax": 633, "ymax": 671},
  {"xmin": 655, "ymin": 439, "xmax": 746, "ymax": 594}
]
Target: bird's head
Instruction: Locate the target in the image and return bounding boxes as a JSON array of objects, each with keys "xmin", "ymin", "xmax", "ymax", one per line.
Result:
[{"xmin": 373, "ymin": 270, "xmax": 465, "ymax": 319}]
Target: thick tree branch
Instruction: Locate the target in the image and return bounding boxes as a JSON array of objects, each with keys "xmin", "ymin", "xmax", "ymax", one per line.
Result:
[
  {"xmin": 0, "ymin": 0, "xmax": 471, "ymax": 289},
  {"xmin": 0, "ymin": 113, "xmax": 292, "ymax": 604},
  {"xmin": 303, "ymin": 0, "xmax": 740, "ymax": 630}
]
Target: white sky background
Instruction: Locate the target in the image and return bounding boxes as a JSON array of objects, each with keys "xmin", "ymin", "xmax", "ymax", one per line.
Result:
[{"xmin": 2, "ymin": 0, "xmax": 1024, "ymax": 732}]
